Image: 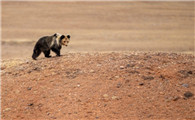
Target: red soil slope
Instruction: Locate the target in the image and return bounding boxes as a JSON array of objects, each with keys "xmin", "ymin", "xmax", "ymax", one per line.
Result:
[{"xmin": 1, "ymin": 52, "xmax": 195, "ymax": 119}]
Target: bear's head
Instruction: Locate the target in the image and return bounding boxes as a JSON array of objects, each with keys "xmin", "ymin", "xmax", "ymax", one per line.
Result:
[{"xmin": 54, "ymin": 33, "xmax": 70, "ymax": 46}]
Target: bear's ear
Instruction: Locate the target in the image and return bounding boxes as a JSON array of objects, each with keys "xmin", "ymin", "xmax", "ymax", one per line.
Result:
[
  {"xmin": 60, "ymin": 35, "xmax": 65, "ymax": 39},
  {"xmin": 67, "ymin": 35, "xmax": 70, "ymax": 39},
  {"xmin": 53, "ymin": 33, "xmax": 57, "ymax": 37}
]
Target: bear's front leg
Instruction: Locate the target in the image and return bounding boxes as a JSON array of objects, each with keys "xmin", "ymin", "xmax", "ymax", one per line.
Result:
[
  {"xmin": 51, "ymin": 48, "xmax": 61, "ymax": 56},
  {"xmin": 43, "ymin": 50, "xmax": 51, "ymax": 58}
]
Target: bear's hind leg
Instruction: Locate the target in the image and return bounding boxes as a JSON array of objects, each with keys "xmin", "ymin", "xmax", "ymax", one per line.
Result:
[
  {"xmin": 32, "ymin": 49, "xmax": 41, "ymax": 60},
  {"xmin": 44, "ymin": 50, "xmax": 51, "ymax": 58}
]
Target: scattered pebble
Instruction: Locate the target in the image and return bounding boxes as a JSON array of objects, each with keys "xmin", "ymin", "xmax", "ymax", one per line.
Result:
[
  {"xmin": 159, "ymin": 92, "xmax": 164, "ymax": 95},
  {"xmin": 139, "ymin": 83, "xmax": 144, "ymax": 86},
  {"xmin": 97, "ymin": 64, "xmax": 101, "ymax": 67},
  {"xmin": 25, "ymin": 60, "xmax": 30, "ymax": 64},
  {"xmin": 173, "ymin": 96, "xmax": 180, "ymax": 101},
  {"xmin": 1, "ymin": 66, "xmax": 6, "ymax": 70},
  {"xmin": 27, "ymin": 70, "xmax": 32, "ymax": 73},
  {"xmin": 126, "ymin": 64, "xmax": 131, "ymax": 68},
  {"xmin": 159, "ymin": 75, "xmax": 165, "ymax": 80},
  {"xmin": 27, "ymin": 87, "xmax": 32, "ymax": 90},
  {"xmin": 90, "ymin": 70, "xmax": 95, "ymax": 73},
  {"xmin": 103, "ymin": 94, "xmax": 108, "ymax": 98},
  {"xmin": 15, "ymin": 90, "xmax": 20, "ymax": 94},
  {"xmin": 125, "ymin": 79, "xmax": 130, "ymax": 83},
  {"xmin": 115, "ymin": 76, "xmax": 119, "ymax": 78},
  {"xmin": 182, "ymin": 84, "xmax": 189, "ymax": 88},
  {"xmin": 112, "ymin": 96, "xmax": 118, "ymax": 100},
  {"xmin": 4, "ymin": 108, "xmax": 11, "ymax": 112},
  {"xmin": 16, "ymin": 66, "xmax": 24, "ymax": 71},
  {"xmin": 33, "ymin": 67, "xmax": 41, "ymax": 71},
  {"xmin": 187, "ymin": 71, "xmax": 193, "ymax": 74},
  {"xmin": 165, "ymin": 97, "xmax": 173, "ymax": 102},
  {"xmin": 28, "ymin": 103, "xmax": 34, "ymax": 106},
  {"xmin": 178, "ymin": 70, "xmax": 193, "ymax": 78},
  {"xmin": 51, "ymin": 116, "xmax": 57, "ymax": 119},
  {"xmin": 120, "ymin": 66, "xmax": 125, "ymax": 69},
  {"xmin": 184, "ymin": 91, "xmax": 194, "ymax": 98},
  {"xmin": 116, "ymin": 82, "xmax": 122, "ymax": 88},
  {"xmin": 142, "ymin": 76, "xmax": 154, "ymax": 80}
]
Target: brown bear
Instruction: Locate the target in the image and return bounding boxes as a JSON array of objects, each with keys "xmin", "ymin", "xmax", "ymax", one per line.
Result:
[{"xmin": 32, "ymin": 33, "xmax": 70, "ymax": 60}]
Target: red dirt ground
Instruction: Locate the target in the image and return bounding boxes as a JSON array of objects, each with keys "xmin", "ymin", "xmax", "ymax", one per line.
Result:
[{"xmin": 1, "ymin": 52, "xmax": 195, "ymax": 120}]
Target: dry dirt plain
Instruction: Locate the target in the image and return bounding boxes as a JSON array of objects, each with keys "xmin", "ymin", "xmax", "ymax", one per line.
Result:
[{"xmin": 1, "ymin": 1, "xmax": 195, "ymax": 120}]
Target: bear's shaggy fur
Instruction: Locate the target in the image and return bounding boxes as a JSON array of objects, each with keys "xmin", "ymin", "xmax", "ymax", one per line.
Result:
[{"xmin": 32, "ymin": 33, "xmax": 70, "ymax": 60}]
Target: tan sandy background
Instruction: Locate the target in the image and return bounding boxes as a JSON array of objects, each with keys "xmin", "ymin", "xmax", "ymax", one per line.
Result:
[
  {"xmin": 1, "ymin": 2, "xmax": 195, "ymax": 120},
  {"xmin": 1, "ymin": 1, "xmax": 194, "ymax": 59}
]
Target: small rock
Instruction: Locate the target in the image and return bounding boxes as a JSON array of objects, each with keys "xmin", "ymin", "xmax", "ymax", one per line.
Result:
[
  {"xmin": 184, "ymin": 91, "xmax": 194, "ymax": 98},
  {"xmin": 126, "ymin": 64, "xmax": 131, "ymax": 67},
  {"xmin": 142, "ymin": 76, "xmax": 154, "ymax": 80},
  {"xmin": 125, "ymin": 79, "xmax": 130, "ymax": 83},
  {"xmin": 4, "ymin": 108, "xmax": 11, "ymax": 112},
  {"xmin": 139, "ymin": 83, "xmax": 144, "ymax": 86},
  {"xmin": 87, "ymin": 111, "xmax": 93, "ymax": 113},
  {"xmin": 116, "ymin": 83, "xmax": 122, "ymax": 88},
  {"xmin": 15, "ymin": 90, "xmax": 20, "ymax": 94},
  {"xmin": 77, "ymin": 84, "xmax": 80, "ymax": 87},
  {"xmin": 1, "ymin": 66, "xmax": 6, "ymax": 70},
  {"xmin": 74, "ymin": 112, "xmax": 77, "ymax": 114},
  {"xmin": 27, "ymin": 70, "xmax": 32, "ymax": 73},
  {"xmin": 33, "ymin": 67, "xmax": 41, "ymax": 71},
  {"xmin": 126, "ymin": 64, "xmax": 135, "ymax": 67},
  {"xmin": 28, "ymin": 103, "xmax": 34, "ymax": 106},
  {"xmin": 182, "ymin": 84, "xmax": 189, "ymax": 88},
  {"xmin": 90, "ymin": 70, "xmax": 95, "ymax": 73},
  {"xmin": 187, "ymin": 71, "xmax": 193, "ymax": 74},
  {"xmin": 97, "ymin": 64, "xmax": 101, "ymax": 67},
  {"xmin": 178, "ymin": 70, "xmax": 192, "ymax": 78},
  {"xmin": 38, "ymin": 104, "xmax": 43, "ymax": 107},
  {"xmin": 16, "ymin": 66, "xmax": 24, "ymax": 71},
  {"xmin": 103, "ymin": 94, "xmax": 108, "ymax": 98},
  {"xmin": 27, "ymin": 87, "xmax": 32, "ymax": 90},
  {"xmin": 159, "ymin": 92, "xmax": 164, "ymax": 95},
  {"xmin": 25, "ymin": 60, "xmax": 30, "ymax": 64},
  {"xmin": 159, "ymin": 75, "xmax": 165, "ymax": 80},
  {"xmin": 165, "ymin": 97, "xmax": 173, "ymax": 102},
  {"xmin": 112, "ymin": 96, "xmax": 118, "ymax": 100},
  {"xmin": 51, "ymin": 116, "xmax": 57, "ymax": 119},
  {"xmin": 120, "ymin": 66, "xmax": 125, "ymax": 69},
  {"xmin": 95, "ymin": 116, "xmax": 99, "ymax": 119},
  {"xmin": 115, "ymin": 76, "xmax": 119, "ymax": 78},
  {"xmin": 147, "ymin": 114, "xmax": 152, "ymax": 118},
  {"xmin": 173, "ymin": 96, "xmax": 180, "ymax": 101}
]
